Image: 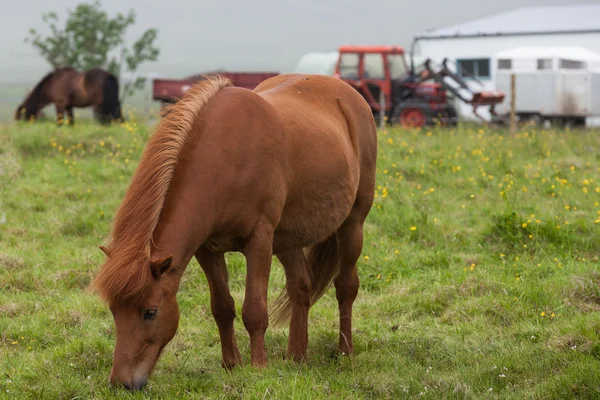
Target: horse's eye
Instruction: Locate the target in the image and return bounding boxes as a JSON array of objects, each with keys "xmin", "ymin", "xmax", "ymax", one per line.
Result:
[{"xmin": 143, "ymin": 309, "xmax": 158, "ymax": 320}]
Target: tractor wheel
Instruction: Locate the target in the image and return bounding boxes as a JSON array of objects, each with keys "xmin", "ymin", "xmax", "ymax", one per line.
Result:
[
  {"xmin": 401, "ymin": 108, "xmax": 426, "ymax": 128},
  {"xmin": 392, "ymin": 106, "xmax": 428, "ymax": 128}
]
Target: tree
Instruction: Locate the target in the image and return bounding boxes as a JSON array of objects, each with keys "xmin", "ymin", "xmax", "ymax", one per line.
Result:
[{"xmin": 25, "ymin": 0, "xmax": 160, "ymax": 103}]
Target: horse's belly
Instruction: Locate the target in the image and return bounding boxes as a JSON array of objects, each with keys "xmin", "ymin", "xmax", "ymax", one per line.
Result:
[{"xmin": 273, "ymin": 171, "xmax": 357, "ymax": 252}]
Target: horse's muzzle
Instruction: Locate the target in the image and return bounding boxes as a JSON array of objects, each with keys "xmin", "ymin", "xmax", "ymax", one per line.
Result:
[{"xmin": 109, "ymin": 372, "xmax": 148, "ymax": 391}]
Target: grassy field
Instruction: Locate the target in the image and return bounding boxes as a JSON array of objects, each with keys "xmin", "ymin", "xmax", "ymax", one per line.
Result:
[{"xmin": 1, "ymin": 116, "xmax": 599, "ymax": 399}]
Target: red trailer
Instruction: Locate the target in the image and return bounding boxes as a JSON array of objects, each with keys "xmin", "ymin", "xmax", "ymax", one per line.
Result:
[{"xmin": 152, "ymin": 71, "xmax": 279, "ymax": 105}]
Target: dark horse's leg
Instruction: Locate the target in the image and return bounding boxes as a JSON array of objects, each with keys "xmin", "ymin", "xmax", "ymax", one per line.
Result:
[
  {"xmin": 334, "ymin": 217, "xmax": 365, "ymax": 355},
  {"xmin": 241, "ymin": 223, "xmax": 273, "ymax": 367},
  {"xmin": 195, "ymin": 246, "xmax": 242, "ymax": 370},
  {"xmin": 66, "ymin": 106, "xmax": 74, "ymax": 126},
  {"xmin": 276, "ymin": 248, "xmax": 312, "ymax": 361},
  {"xmin": 55, "ymin": 102, "xmax": 66, "ymax": 126}
]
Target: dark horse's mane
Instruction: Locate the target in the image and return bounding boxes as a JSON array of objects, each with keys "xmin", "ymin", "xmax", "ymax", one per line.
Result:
[{"xmin": 17, "ymin": 69, "xmax": 59, "ymax": 115}]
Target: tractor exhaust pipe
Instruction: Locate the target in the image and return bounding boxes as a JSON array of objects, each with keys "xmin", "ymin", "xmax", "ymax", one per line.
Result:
[{"xmin": 409, "ymin": 37, "xmax": 420, "ymax": 76}]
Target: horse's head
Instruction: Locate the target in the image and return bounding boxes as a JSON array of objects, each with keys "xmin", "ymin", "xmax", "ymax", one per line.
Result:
[
  {"xmin": 95, "ymin": 246, "xmax": 180, "ymax": 391},
  {"xmin": 14, "ymin": 102, "xmax": 37, "ymax": 121}
]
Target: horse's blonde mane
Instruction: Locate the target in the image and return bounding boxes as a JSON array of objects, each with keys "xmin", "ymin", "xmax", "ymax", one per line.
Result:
[{"xmin": 90, "ymin": 76, "xmax": 232, "ymax": 304}]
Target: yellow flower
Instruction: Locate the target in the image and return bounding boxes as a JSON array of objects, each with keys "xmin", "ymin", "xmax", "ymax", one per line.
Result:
[
  {"xmin": 410, "ymin": 226, "xmax": 417, "ymax": 231},
  {"xmin": 540, "ymin": 312, "xmax": 545, "ymax": 317},
  {"xmin": 363, "ymin": 256, "xmax": 369, "ymax": 261}
]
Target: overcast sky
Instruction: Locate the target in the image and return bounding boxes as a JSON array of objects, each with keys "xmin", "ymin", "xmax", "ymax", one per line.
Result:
[{"xmin": 0, "ymin": 0, "xmax": 589, "ymax": 83}]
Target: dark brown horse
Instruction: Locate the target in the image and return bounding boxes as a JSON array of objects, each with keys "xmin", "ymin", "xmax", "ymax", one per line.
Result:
[
  {"xmin": 15, "ymin": 66, "xmax": 123, "ymax": 125},
  {"xmin": 90, "ymin": 73, "xmax": 378, "ymax": 390}
]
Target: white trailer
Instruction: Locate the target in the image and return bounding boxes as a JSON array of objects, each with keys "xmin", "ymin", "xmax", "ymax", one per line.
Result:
[{"xmin": 494, "ymin": 47, "xmax": 600, "ymax": 127}]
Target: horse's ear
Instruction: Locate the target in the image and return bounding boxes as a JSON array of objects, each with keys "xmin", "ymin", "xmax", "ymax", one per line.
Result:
[
  {"xmin": 98, "ymin": 245, "xmax": 111, "ymax": 257},
  {"xmin": 150, "ymin": 256, "xmax": 173, "ymax": 279}
]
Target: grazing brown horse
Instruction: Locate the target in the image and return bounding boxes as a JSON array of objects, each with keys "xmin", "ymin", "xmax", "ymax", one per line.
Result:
[
  {"xmin": 90, "ymin": 73, "xmax": 377, "ymax": 390},
  {"xmin": 15, "ymin": 66, "xmax": 123, "ymax": 125}
]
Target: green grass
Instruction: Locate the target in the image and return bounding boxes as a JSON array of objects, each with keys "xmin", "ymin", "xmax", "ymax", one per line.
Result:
[{"xmin": 1, "ymin": 118, "xmax": 600, "ymax": 399}]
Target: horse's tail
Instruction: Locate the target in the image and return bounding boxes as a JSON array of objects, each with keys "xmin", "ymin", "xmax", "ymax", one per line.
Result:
[
  {"xmin": 97, "ymin": 74, "xmax": 123, "ymax": 124},
  {"xmin": 269, "ymin": 233, "xmax": 341, "ymax": 328}
]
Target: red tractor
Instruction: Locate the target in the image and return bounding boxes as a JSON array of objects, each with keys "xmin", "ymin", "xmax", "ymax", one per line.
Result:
[{"xmin": 333, "ymin": 45, "xmax": 505, "ymax": 128}]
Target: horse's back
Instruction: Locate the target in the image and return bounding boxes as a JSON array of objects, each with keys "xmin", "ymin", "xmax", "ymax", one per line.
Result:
[{"xmin": 254, "ymin": 74, "xmax": 377, "ymax": 166}]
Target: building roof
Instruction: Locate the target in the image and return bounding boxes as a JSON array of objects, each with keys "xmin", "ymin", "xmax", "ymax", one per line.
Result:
[{"xmin": 418, "ymin": 4, "xmax": 600, "ymax": 39}]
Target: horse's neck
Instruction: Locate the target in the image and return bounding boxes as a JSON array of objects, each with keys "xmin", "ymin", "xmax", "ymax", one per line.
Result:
[
  {"xmin": 30, "ymin": 90, "xmax": 50, "ymax": 112},
  {"xmin": 150, "ymin": 198, "xmax": 214, "ymax": 276}
]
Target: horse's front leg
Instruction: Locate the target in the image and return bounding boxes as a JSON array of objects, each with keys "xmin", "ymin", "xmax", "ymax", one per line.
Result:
[
  {"xmin": 241, "ymin": 223, "xmax": 274, "ymax": 367},
  {"xmin": 195, "ymin": 246, "xmax": 242, "ymax": 370},
  {"xmin": 55, "ymin": 103, "xmax": 66, "ymax": 126}
]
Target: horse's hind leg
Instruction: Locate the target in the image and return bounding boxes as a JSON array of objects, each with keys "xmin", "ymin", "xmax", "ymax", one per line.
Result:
[
  {"xmin": 195, "ymin": 246, "xmax": 242, "ymax": 369},
  {"xmin": 276, "ymin": 248, "xmax": 312, "ymax": 361},
  {"xmin": 66, "ymin": 106, "xmax": 74, "ymax": 126},
  {"xmin": 241, "ymin": 223, "xmax": 274, "ymax": 367},
  {"xmin": 334, "ymin": 216, "xmax": 365, "ymax": 355}
]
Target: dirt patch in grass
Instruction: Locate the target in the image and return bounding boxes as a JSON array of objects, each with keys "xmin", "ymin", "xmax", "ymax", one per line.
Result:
[
  {"xmin": 0, "ymin": 253, "xmax": 25, "ymax": 270},
  {"xmin": 564, "ymin": 273, "xmax": 600, "ymax": 312}
]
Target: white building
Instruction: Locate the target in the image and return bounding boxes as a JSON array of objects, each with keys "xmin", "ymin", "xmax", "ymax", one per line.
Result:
[{"xmin": 413, "ymin": 4, "xmax": 600, "ymax": 121}]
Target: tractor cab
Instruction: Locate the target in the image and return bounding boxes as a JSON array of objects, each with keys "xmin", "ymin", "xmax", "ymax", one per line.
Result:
[
  {"xmin": 334, "ymin": 46, "xmax": 408, "ymax": 109},
  {"xmin": 333, "ymin": 45, "xmax": 454, "ymax": 127}
]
